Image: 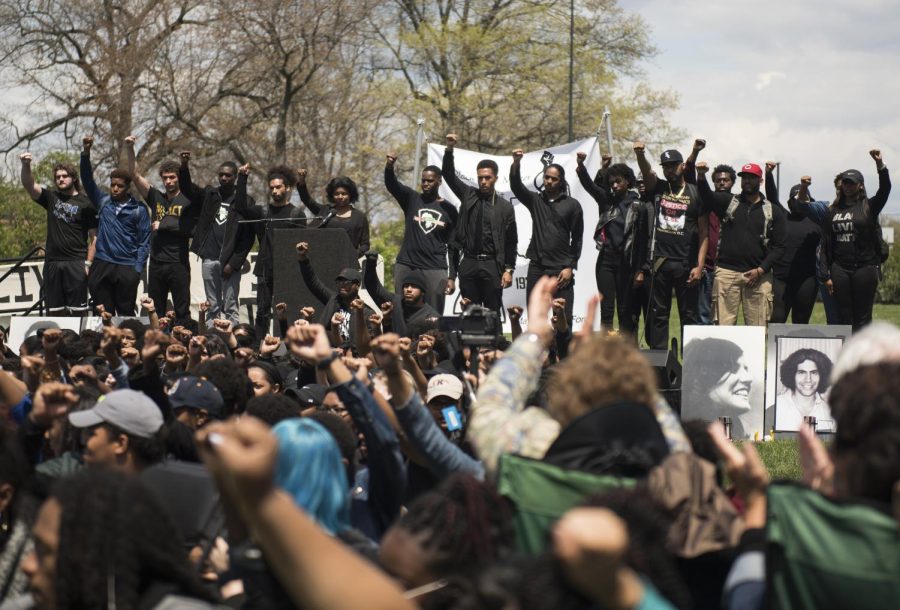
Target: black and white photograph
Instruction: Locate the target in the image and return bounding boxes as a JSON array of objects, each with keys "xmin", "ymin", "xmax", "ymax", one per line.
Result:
[
  {"xmin": 765, "ymin": 324, "xmax": 851, "ymax": 434},
  {"xmin": 682, "ymin": 325, "xmax": 766, "ymax": 440}
]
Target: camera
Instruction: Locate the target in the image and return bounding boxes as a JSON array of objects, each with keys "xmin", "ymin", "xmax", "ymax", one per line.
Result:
[{"xmin": 440, "ymin": 304, "xmax": 500, "ymax": 347}]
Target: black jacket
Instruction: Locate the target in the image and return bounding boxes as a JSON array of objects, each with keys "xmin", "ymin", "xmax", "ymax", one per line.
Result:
[
  {"xmin": 299, "ymin": 259, "xmax": 376, "ymax": 347},
  {"xmin": 580, "ymin": 164, "xmax": 652, "ymax": 273},
  {"xmin": 179, "ymin": 165, "xmax": 255, "ymax": 270},
  {"xmin": 362, "ymin": 256, "xmax": 441, "ymax": 338},
  {"xmin": 442, "ymin": 148, "xmax": 518, "ymax": 271}
]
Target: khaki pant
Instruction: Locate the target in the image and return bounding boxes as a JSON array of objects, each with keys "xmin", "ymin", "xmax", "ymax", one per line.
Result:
[{"xmin": 713, "ymin": 267, "xmax": 773, "ymax": 326}]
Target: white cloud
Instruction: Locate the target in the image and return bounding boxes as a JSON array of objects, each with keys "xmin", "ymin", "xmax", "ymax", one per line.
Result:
[{"xmin": 626, "ymin": 0, "xmax": 900, "ymax": 214}]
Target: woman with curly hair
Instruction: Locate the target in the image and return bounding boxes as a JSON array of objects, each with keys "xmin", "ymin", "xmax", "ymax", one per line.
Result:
[
  {"xmin": 297, "ymin": 170, "xmax": 370, "ymax": 257},
  {"xmin": 20, "ymin": 469, "xmax": 217, "ymax": 609},
  {"xmin": 776, "ymin": 348, "xmax": 834, "ymax": 432}
]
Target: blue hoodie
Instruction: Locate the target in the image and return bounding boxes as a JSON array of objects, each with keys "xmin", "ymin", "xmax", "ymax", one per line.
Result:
[{"xmin": 80, "ymin": 153, "xmax": 151, "ymax": 273}]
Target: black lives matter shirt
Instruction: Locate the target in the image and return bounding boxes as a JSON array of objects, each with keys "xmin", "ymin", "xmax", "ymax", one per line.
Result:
[
  {"xmin": 36, "ymin": 190, "xmax": 96, "ymax": 261},
  {"xmin": 830, "ymin": 205, "xmax": 875, "ymax": 267},
  {"xmin": 650, "ymin": 181, "xmax": 701, "ymax": 262},
  {"xmin": 147, "ymin": 188, "xmax": 194, "ymax": 264}
]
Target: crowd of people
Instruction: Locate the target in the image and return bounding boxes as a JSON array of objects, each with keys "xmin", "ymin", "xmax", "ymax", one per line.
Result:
[{"xmin": 0, "ymin": 133, "xmax": 896, "ymax": 609}]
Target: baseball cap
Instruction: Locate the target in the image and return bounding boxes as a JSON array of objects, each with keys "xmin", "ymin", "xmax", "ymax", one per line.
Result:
[
  {"xmin": 659, "ymin": 150, "xmax": 683, "ymax": 165},
  {"xmin": 167, "ymin": 376, "xmax": 224, "ymax": 418},
  {"xmin": 841, "ymin": 169, "xmax": 864, "ymax": 184},
  {"xmin": 68, "ymin": 389, "xmax": 164, "ymax": 439},
  {"xmin": 401, "ymin": 271, "xmax": 428, "ymax": 293},
  {"xmin": 336, "ymin": 268, "xmax": 361, "ymax": 282},
  {"xmin": 426, "ymin": 374, "xmax": 464, "ymax": 403},
  {"xmin": 738, "ymin": 163, "xmax": 763, "ymax": 178},
  {"xmin": 287, "ymin": 383, "xmax": 327, "ymax": 407}
]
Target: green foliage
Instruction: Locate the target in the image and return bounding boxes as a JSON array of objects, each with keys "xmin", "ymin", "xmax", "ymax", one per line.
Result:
[
  {"xmin": 0, "ymin": 179, "xmax": 46, "ymax": 259},
  {"xmin": 369, "ymin": 218, "xmax": 405, "ymax": 288},
  {"xmin": 877, "ymin": 221, "xmax": 900, "ymax": 303}
]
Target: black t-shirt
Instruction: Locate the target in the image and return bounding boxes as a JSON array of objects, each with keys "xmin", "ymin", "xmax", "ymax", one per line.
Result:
[
  {"xmin": 830, "ymin": 203, "xmax": 878, "ymax": 267},
  {"xmin": 148, "ymin": 188, "xmax": 194, "ymax": 264},
  {"xmin": 386, "ymin": 164, "xmax": 458, "ymax": 270},
  {"xmin": 36, "ymin": 190, "xmax": 95, "ymax": 261},
  {"xmin": 199, "ymin": 199, "xmax": 231, "ymax": 260},
  {"xmin": 650, "ymin": 181, "xmax": 701, "ymax": 262}
]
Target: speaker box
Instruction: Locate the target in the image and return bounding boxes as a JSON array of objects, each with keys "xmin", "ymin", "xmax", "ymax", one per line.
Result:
[
  {"xmin": 641, "ymin": 347, "xmax": 682, "ymax": 414},
  {"xmin": 271, "ymin": 228, "xmax": 358, "ymax": 332}
]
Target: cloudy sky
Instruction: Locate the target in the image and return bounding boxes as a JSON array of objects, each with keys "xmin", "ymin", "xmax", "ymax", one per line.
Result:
[{"xmin": 626, "ymin": 0, "xmax": 900, "ymax": 215}]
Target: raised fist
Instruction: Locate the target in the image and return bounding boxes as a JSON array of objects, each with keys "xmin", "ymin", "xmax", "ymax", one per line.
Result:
[
  {"xmin": 349, "ymin": 298, "xmax": 365, "ymax": 312},
  {"xmin": 601, "ymin": 154, "xmax": 612, "ymax": 168},
  {"xmin": 82, "ymin": 136, "xmax": 94, "ymax": 151},
  {"xmin": 445, "ymin": 134, "xmax": 458, "ymax": 147},
  {"xmin": 299, "ymin": 306, "xmax": 316, "ymax": 320},
  {"xmin": 511, "ymin": 149, "xmax": 524, "ymax": 162},
  {"xmin": 576, "ymin": 152, "xmax": 587, "ymax": 164},
  {"xmin": 238, "ymin": 163, "xmax": 251, "ymax": 175},
  {"xmin": 124, "ymin": 135, "xmax": 136, "ymax": 146},
  {"xmin": 295, "ymin": 242, "xmax": 309, "ymax": 260},
  {"xmin": 632, "ymin": 141, "xmax": 645, "ymax": 154},
  {"xmin": 274, "ymin": 302, "xmax": 287, "ymax": 318},
  {"xmin": 696, "ymin": 161, "xmax": 709, "ymax": 174},
  {"xmin": 507, "ymin": 305, "xmax": 523, "ymax": 322},
  {"xmin": 765, "ymin": 161, "xmax": 778, "ymax": 174},
  {"xmin": 870, "ymin": 149, "xmax": 883, "ymax": 163},
  {"xmin": 180, "ymin": 151, "xmax": 191, "ymax": 164},
  {"xmin": 693, "ymin": 138, "xmax": 706, "ymax": 152},
  {"xmin": 296, "ymin": 168, "xmax": 307, "ymax": 184},
  {"xmin": 139, "ymin": 295, "xmax": 155, "ymax": 313},
  {"xmin": 385, "ymin": 153, "xmax": 397, "ymax": 165},
  {"xmin": 800, "ymin": 176, "xmax": 812, "ymax": 187},
  {"xmin": 19, "ymin": 152, "xmax": 32, "ymax": 165},
  {"xmin": 198, "ymin": 300, "xmax": 210, "ymax": 313}
]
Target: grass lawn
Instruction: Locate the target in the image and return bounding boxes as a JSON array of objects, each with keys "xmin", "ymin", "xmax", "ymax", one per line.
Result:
[{"xmin": 745, "ymin": 439, "xmax": 802, "ymax": 481}]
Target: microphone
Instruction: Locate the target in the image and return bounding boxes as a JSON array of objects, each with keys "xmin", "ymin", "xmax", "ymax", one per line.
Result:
[{"xmin": 319, "ymin": 209, "xmax": 337, "ymax": 227}]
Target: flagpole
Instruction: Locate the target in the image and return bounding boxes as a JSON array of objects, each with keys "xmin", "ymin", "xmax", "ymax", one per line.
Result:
[
  {"xmin": 603, "ymin": 106, "xmax": 614, "ymax": 161},
  {"xmin": 413, "ymin": 117, "xmax": 425, "ymax": 180}
]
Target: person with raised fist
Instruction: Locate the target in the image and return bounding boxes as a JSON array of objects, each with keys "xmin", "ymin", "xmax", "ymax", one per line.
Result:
[
  {"xmin": 384, "ymin": 152, "xmax": 459, "ymax": 313},
  {"xmin": 442, "ymin": 133, "xmax": 517, "ymax": 312},
  {"xmin": 20, "ymin": 152, "xmax": 96, "ymax": 314},
  {"xmin": 79, "ymin": 136, "xmax": 151, "ymax": 316}
]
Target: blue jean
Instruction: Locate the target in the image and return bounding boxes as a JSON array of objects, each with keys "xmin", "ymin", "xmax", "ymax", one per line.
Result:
[
  {"xmin": 202, "ymin": 259, "xmax": 241, "ymax": 327},
  {"xmin": 697, "ymin": 267, "xmax": 715, "ymax": 325}
]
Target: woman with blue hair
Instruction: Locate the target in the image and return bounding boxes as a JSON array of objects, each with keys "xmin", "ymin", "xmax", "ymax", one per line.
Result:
[{"xmin": 271, "ymin": 417, "xmax": 351, "ymax": 536}]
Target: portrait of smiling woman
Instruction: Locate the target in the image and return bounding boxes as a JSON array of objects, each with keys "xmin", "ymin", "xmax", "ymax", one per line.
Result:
[
  {"xmin": 775, "ymin": 346, "xmax": 835, "ymax": 432},
  {"xmin": 682, "ymin": 327, "xmax": 766, "ymax": 440}
]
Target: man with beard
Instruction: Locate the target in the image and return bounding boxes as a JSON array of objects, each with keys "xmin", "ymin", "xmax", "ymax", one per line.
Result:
[
  {"xmin": 20, "ymin": 153, "xmax": 96, "ymax": 314},
  {"xmin": 385, "ymin": 153, "xmax": 459, "ymax": 313},
  {"xmin": 296, "ymin": 242, "xmax": 375, "ymax": 349},
  {"xmin": 635, "ymin": 143, "xmax": 708, "ymax": 349},
  {"xmin": 363, "ymin": 251, "xmax": 440, "ymax": 339},
  {"xmin": 179, "ymin": 153, "xmax": 255, "ymax": 327},
  {"xmin": 697, "ymin": 154, "xmax": 787, "ymax": 326},
  {"xmin": 126, "ymin": 136, "xmax": 196, "ymax": 318},
  {"xmin": 233, "ymin": 163, "xmax": 306, "ymax": 338},
  {"xmin": 443, "ymin": 134, "xmax": 517, "ymax": 312}
]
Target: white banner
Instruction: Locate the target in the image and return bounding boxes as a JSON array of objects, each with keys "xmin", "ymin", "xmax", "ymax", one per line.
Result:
[{"xmin": 428, "ymin": 137, "xmax": 602, "ymax": 330}]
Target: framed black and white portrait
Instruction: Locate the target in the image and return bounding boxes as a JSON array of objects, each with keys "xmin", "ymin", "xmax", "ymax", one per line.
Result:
[
  {"xmin": 682, "ymin": 326, "xmax": 766, "ymax": 440},
  {"xmin": 766, "ymin": 325, "xmax": 851, "ymax": 433}
]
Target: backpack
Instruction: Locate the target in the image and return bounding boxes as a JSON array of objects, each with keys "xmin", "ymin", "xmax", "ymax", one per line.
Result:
[{"xmin": 722, "ymin": 195, "xmax": 773, "ymax": 248}]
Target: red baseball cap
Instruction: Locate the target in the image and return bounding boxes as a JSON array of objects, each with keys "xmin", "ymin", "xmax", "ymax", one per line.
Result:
[{"xmin": 738, "ymin": 163, "xmax": 763, "ymax": 178}]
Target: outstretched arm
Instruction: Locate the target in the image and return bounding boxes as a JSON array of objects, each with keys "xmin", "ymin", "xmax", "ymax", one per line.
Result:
[
  {"xmin": 384, "ymin": 154, "xmax": 416, "ymax": 210},
  {"xmin": 19, "ymin": 153, "xmax": 42, "ymax": 200},
  {"xmin": 869, "ymin": 149, "xmax": 891, "ymax": 215},
  {"xmin": 296, "ymin": 168, "xmax": 323, "ymax": 215},
  {"xmin": 575, "ymin": 152, "xmax": 612, "ymax": 212},
  {"xmin": 509, "ymin": 149, "xmax": 538, "ymax": 211},
  {"xmin": 79, "ymin": 137, "xmax": 103, "ymax": 208},
  {"xmin": 296, "ymin": 242, "xmax": 335, "ymax": 304},
  {"xmin": 633, "ymin": 141, "xmax": 658, "ymax": 194},
  {"xmin": 124, "ymin": 136, "xmax": 151, "ymax": 200},
  {"xmin": 441, "ymin": 134, "xmax": 472, "ymax": 199}
]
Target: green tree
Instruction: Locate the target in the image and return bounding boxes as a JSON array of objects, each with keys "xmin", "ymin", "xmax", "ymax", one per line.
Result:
[
  {"xmin": 369, "ymin": 218, "xmax": 406, "ymax": 288},
  {"xmin": 877, "ymin": 220, "xmax": 900, "ymax": 304},
  {"xmin": 376, "ymin": 0, "xmax": 682, "ymax": 154}
]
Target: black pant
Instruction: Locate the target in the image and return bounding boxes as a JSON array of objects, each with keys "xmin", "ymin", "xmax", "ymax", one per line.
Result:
[
  {"xmin": 526, "ymin": 262, "xmax": 574, "ymax": 321},
  {"xmin": 88, "ymin": 259, "xmax": 141, "ymax": 316},
  {"xmin": 831, "ymin": 263, "xmax": 879, "ymax": 330},
  {"xmin": 458, "ymin": 258, "xmax": 502, "ymax": 311},
  {"xmin": 771, "ymin": 275, "xmax": 818, "ymax": 324},
  {"xmin": 255, "ymin": 275, "xmax": 274, "ymax": 338},
  {"xmin": 44, "ymin": 260, "xmax": 89, "ymax": 313},
  {"xmin": 648, "ymin": 258, "xmax": 697, "ymax": 350},
  {"xmin": 594, "ymin": 249, "xmax": 638, "ymax": 338},
  {"xmin": 148, "ymin": 260, "xmax": 191, "ymax": 318}
]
